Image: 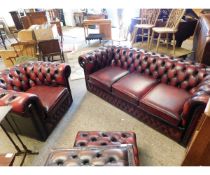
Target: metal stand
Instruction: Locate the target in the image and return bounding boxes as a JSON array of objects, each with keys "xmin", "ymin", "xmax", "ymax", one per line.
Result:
[{"xmin": 0, "ymin": 117, "xmax": 38, "ymax": 166}]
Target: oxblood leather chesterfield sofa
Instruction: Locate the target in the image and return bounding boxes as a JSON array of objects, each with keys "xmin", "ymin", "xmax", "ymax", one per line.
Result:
[
  {"xmin": 0, "ymin": 61, "xmax": 73, "ymax": 141},
  {"xmin": 79, "ymin": 46, "xmax": 210, "ymax": 146}
]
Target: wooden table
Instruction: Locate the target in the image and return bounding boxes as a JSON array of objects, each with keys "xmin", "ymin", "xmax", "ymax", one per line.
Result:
[
  {"xmin": 83, "ymin": 19, "xmax": 112, "ymax": 41},
  {"xmin": 0, "ymin": 106, "xmax": 38, "ymax": 166}
]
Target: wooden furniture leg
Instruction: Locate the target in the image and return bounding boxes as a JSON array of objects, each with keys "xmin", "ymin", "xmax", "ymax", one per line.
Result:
[
  {"xmin": 147, "ymin": 29, "xmax": 151, "ymax": 49},
  {"xmin": 173, "ymin": 33, "xmax": 175, "ymax": 55},
  {"xmin": 131, "ymin": 27, "xmax": 138, "ymax": 46},
  {"xmin": 166, "ymin": 33, "xmax": 169, "ymax": 49},
  {"xmin": 156, "ymin": 33, "xmax": 161, "ymax": 52},
  {"xmin": 149, "ymin": 31, "xmax": 154, "ymax": 50},
  {"xmin": 141, "ymin": 28, "xmax": 144, "ymax": 45}
]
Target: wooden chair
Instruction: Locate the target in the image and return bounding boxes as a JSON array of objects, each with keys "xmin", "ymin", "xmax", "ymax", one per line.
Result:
[
  {"xmin": 47, "ymin": 9, "xmax": 64, "ymax": 42},
  {"xmin": 0, "ymin": 40, "xmax": 38, "ymax": 67},
  {"xmin": 149, "ymin": 9, "xmax": 185, "ymax": 55},
  {"xmin": 131, "ymin": 9, "xmax": 160, "ymax": 48},
  {"xmin": 38, "ymin": 39, "xmax": 65, "ymax": 62}
]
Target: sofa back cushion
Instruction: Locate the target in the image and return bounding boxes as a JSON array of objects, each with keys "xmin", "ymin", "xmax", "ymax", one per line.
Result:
[{"xmin": 110, "ymin": 46, "xmax": 208, "ymax": 91}]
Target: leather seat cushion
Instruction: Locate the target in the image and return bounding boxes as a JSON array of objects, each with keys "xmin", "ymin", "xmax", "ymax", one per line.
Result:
[
  {"xmin": 89, "ymin": 66, "xmax": 129, "ymax": 92},
  {"xmin": 112, "ymin": 73, "xmax": 159, "ymax": 105},
  {"xmin": 26, "ymin": 85, "xmax": 68, "ymax": 112},
  {"xmin": 140, "ymin": 83, "xmax": 191, "ymax": 126}
]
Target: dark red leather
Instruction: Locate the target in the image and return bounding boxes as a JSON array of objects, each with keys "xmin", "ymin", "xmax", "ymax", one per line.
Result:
[
  {"xmin": 26, "ymin": 86, "xmax": 68, "ymax": 112},
  {"xmin": 73, "ymin": 131, "xmax": 139, "ymax": 165},
  {"xmin": 79, "ymin": 45, "xmax": 210, "ymax": 145},
  {"xmin": 112, "ymin": 73, "xmax": 159, "ymax": 104},
  {"xmin": 89, "ymin": 66, "xmax": 129, "ymax": 92},
  {"xmin": 0, "ymin": 61, "xmax": 71, "ymax": 92},
  {"xmin": 140, "ymin": 83, "xmax": 191, "ymax": 126},
  {"xmin": 0, "ymin": 61, "xmax": 73, "ymax": 141},
  {"xmin": 0, "ymin": 88, "xmax": 41, "ymax": 113}
]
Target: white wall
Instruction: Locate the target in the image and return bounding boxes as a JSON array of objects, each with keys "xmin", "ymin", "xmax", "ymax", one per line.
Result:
[
  {"xmin": 0, "ymin": 9, "xmax": 15, "ymax": 26},
  {"xmin": 63, "ymin": 8, "xmax": 79, "ymax": 26}
]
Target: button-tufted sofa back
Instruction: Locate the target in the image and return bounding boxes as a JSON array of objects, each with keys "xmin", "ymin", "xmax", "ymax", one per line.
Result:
[
  {"xmin": 110, "ymin": 46, "xmax": 208, "ymax": 92},
  {"xmin": 0, "ymin": 61, "xmax": 70, "ymax": 92}
]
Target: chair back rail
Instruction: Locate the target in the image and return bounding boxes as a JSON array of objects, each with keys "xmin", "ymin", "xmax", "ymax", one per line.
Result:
[{"xmin": 166, "ymin": 9, "xmax": 186, "ymax": 29}]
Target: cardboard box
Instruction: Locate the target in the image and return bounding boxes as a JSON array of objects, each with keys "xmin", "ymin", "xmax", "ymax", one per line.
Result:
[{"xmin": 30, "ymin": 24, "xmax": 59, "ymax": 41}]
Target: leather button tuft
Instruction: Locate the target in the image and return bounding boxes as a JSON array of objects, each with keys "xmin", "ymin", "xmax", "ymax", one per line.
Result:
[
  {"xmin": 56, "ymin": 159, "xmax": 64, "ymax": 166},
  {"xmin": 78, "ymin": 142, "xmax": 86, "ymax": 146},
  {"xmin": 90, "ymin": 137, "xmax": 97, "ymax": 142},
  {"xmin": 82, "ymin": 159, "xmax": 90, "ymax": 165},
  {"xmin": 110, "ymin": 137, "xmax": 118, "ymax": 142}
]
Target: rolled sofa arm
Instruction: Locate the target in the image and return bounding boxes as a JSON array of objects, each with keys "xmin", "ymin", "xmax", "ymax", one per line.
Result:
[
  {"xmin": 182, "ymin": 76, "xmax": 210, "ymax": 126},
  {"xmin": 78, "ymin": 46, "xmax": 113, "ymax": 76},
  {"xmin": 0, "ymin": 88, "xmax": 43, "ymax": 114}
]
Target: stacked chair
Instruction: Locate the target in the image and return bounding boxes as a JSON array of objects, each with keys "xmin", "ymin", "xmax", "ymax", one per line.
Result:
[
  {"xmin": 131, "ymin": 9, "xmax": 160, "ymax": 48},
  {"xmin": 45, "ymin": 131, "xmax": 140, "ymax": 166},
  {"xmin": 149, "ymin": 9, "xmax": 185, "ymax": 55},
  {"xmin": 131, "ymin": 9, "xmax": 186, "ymax": 56}
]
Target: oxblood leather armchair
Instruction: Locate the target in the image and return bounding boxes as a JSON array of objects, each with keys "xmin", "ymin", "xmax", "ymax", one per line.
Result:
[
  {"xmin": 0, "ymin": 61, "xmax": 73, "ymax": 141},
  {"xmin": 79, "ymin": 46, "xmax": 210, "ymax": 146}
]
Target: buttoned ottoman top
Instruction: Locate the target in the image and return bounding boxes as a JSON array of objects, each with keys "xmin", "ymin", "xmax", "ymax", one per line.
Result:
[
  {"xmin": 73, "ymin": 131, "xmax": 140, "ymax": 165},
  {"xmin": 45, "ymin": 145, "xmax": 136, "ymax": 166}
]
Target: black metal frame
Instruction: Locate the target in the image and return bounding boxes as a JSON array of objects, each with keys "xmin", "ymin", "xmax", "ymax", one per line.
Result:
[{"xmin": 0, "ymin": 116, "xmax": 38, "ymax": 166}]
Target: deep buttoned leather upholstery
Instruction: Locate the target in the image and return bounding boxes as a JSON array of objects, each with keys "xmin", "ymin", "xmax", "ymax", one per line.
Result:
[
  {"xmin": 0, "ymin": 61, "xmax": 73, "ymax": 141},
  {"xmin": 89, "ymin": 66, "xmax": 129, "ymax": 92},
  {"xmin": 112, "ymin": 73, "xmax": 159, "ymax": 104},
  {"xmin": 79, "ymin": 45, "xmax": 210, "ymax": 145},
  {"xmin": 73, "ymin": 131, "xmax": 139, "ymax": 165},
  {"xmin": 45, "ymin": 146, "xmax": 136, "ymax": 166}
]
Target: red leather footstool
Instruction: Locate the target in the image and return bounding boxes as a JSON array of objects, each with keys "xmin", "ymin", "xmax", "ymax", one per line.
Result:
[
  {"xmin": 45, "ymin": 145, "xmax": 136, "ymax": 166},
  {"xmin": 73, "ymin": 131, "xmax": 140, "ymax": 165}
]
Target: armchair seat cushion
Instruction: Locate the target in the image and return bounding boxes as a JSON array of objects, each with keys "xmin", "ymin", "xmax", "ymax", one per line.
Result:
[
  {"xmin": 26, "ymin": 85, "xmax": 68, "ymax": 112},
  {"xmin": 112, "ymin": 73, "xmax": 159, "ymax": 105},
  {"xmin": 89, "ymin": 66, "xmax": 129, "ymax": 92},
  {"xmin": 140, "ymin": 83, "xmax": 191, "ymax": 126}
]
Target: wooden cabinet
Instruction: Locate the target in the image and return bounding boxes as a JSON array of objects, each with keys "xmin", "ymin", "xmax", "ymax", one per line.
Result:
[{"xmin": 182, "ymin": 104, "xmax": 210, "ymax": 166}]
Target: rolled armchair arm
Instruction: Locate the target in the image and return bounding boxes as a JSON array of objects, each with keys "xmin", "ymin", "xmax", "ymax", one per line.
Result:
[
  {"xmin": 78, "ymin": 46, "xmax": 113, "ymax": 76},
  {"xmin": 0, "ymin": 88, "xmax": 44, "ymax": 114}
]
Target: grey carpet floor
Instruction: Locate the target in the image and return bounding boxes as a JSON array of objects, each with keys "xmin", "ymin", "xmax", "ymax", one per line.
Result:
[{"xmin": 0, "ymin": 78, "xmax": 186, "ymax": 166}]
